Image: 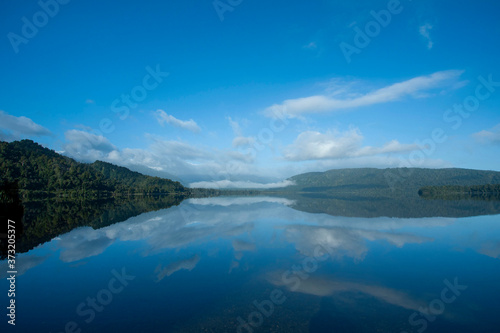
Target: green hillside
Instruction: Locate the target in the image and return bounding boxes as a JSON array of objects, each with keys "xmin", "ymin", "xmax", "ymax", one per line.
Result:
[
  {"xmin": 274, "ymin": 167, "xmax": 500, "ymax": 218},
  {"xmin": 286, "ymin": 167, "xmax": 500, "ymax": 197},
  {"xmin": 0, "ymin": 139, "xmax": 186, "ymax": 198}
]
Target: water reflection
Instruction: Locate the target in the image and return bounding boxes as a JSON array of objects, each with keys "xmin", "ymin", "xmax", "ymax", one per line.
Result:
[
  {"xmin": 1, "ymin": 195, "xmax": 499, "ymax": 332},
  {"xmin": 267, "ymin": 273, "xmax": 425, "ymax": 311},
  {"xmin": 282, "ymin": 224, "xmax": 432, "ymax": 261},
  {"xmin": 2, "ymin": 196, "xmax": 497, "ymax": 277},
  {"xmin": 478, "ymin": 241, "xmax": 500, "ymax": 258},
  {"xmin": 285, "ymin": 191, "xmax": 500, "ymax": 218},
  {"xmin": 155, "ymin": 254, "xmax": 201, "ymax": 282},
  {"xmin": 49, "ymin": 196, "xmax": 293, "ymax": 263},
  {"xmin": 1, "ymin": 194, "xmax": 185, "ymax": 257},
  {"xmin": 7, "ymin": 191, "xmax": 499, "ymax": 259}
]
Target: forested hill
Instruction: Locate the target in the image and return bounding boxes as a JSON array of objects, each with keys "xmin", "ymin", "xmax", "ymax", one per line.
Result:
[
  {"xmin": 285, "ymin": 167, "xmax": 500, "ymax": 196},
  {"xmin": 0, "ymin": 139, "xmax": 185, "ymax": 197}
]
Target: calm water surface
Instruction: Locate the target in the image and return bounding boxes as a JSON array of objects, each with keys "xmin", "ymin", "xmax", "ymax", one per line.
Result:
[{"xmin": 2, "ymin": 196, "xmax": 500, "ymax": 332}]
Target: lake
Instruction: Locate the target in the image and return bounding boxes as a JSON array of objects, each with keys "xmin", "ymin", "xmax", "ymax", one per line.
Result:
[{"xmin": 2, "ymin": 195, "xmax": 500, "ymax": 332}]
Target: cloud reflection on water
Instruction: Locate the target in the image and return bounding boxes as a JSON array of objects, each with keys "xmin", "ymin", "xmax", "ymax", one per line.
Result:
[{"xmin": 8, "ymin": 196, "xmax": 497, "ymax": 281}]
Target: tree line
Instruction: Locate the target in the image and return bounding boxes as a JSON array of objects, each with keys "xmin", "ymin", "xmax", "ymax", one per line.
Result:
[
  {"xmin": 418, "ymin": 184, "xmax": 500, "ymax": 201},
  {"xmin": 0, "ymin": 139, "xmax": 187, "ymax": 199}
]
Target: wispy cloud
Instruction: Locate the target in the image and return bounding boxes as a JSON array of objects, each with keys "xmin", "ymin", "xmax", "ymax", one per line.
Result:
[
  {"xmin": 61, "ymin": 125, "xmax": 449, "ymax": 185},
  {"xmin": 154, "ymin": 109, "xmax": 201, "ymax": 133},
  {"xmin": 264, "ymin": 70, "xmax": 464, "ymax": 118},
  {"xmin": 0, "ymin": 110, "xmax": 52, "ymax": 141},
  {"xmin": 299, "ymin": 155, "xmax": 451, "ymax": 173},
  {"xmin": 283, "ymin": 128, "xmax": 418, "ymax": 161},
  {"xmin": 232, "ymin": 136, "xmax": 256, "ymax": 147},
  {"xmin": 303, "ymin": 41, "xmax": 317, "ymax": 50},
  {"xmin": 473, "ymin": 124, "xmax": 500, "ymax": 144},
  {"xmin": 228, "ymin": 116, "xmax": 255, "ymax": 148},
  {"xmin": 63, "ymin": 129, "xmax": 117, "ymax": 161},
  {"xmin": 62, "ymin": 129, "xmax": 263, "ymax": 182},
  {"xmin": 419, "ymin": 23, "xmax": 434, "ymax": 49},
  {"xmin": 227, "ymin": 116, "xmax": 242, "ymax": 136}
]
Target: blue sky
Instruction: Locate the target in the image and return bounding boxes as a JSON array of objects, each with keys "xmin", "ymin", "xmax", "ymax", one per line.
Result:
[{"xmin": 1, "ymin": 0, "xmax": 500, "ymax": 187}]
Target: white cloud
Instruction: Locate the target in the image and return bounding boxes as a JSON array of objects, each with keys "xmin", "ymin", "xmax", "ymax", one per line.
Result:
[
  {"xmin": 283, "ymin": 128, "xmax": 418, "ymax": 161},
  {"xmin": 227, "ymin": 117, "xmax": 255, "ymax": 147},
  {"xmin": 61, "ymin": 126, "xmax": 447, "ymax": 185},
  {"xmin": 149, "ymin": 138, "xmax": 211, "ymax": 160},
  {"xmin": 302, "ymin": 155, "xmax": 450, "ymax": 171},
  {"xmin": 0, "ymin": 131, "xmax": 12, "ymax": 141},
  {"xmin": 284, "ymin": 129, "xmax": 362, "ymax": 161},
  {"xmin": 154, "ymin": 109, "xmax": 201, "ymax": 133},
  {"xmin": 62, "ymin": 129, "xmax": 264, "ymax": 183},
  {"xmin": 264, "ymin": 70, "xmax": 464, "ymax": 118},
  {"xmin": 473, "ymin": 124, "xmax": 500, "ymax": 144},
  {"xmin": 232, "ymin": 136, "xmax": 256, "ymax": 147},
  {"xmin": 352, "ymin": 140, "xmax": 420, "ymax": 157},
  {"xmin": 227, "ymin": 116, "xmax": 241, "ymax": 136},
  {"xmin": 419, "ymin": 23, "xmax": 434, "ymax": 49},
  {"xmin": 189, "ymin": 179, "xmax": 295, "ymax": 189},
  {"xmin": 0, "ymin": 110, "xmax": 52, "ymax": 141},
  {"xmin": 63, "ymin": 129, "xmax": 117, "ymax": 161}
]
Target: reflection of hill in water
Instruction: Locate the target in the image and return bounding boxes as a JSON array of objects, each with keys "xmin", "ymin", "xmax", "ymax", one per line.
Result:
[
  {"xmin": 283, "ymin": 192, "xmax": 500, "ymax": 218},
  {"xmin": 4, "ymin": 188, "xmax": 500, "ymax": 258},
  {"xmin": 1, "ymin": 195, "xmax": 185, "ymax": 258}
]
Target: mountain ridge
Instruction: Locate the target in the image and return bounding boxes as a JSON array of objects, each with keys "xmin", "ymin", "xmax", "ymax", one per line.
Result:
[
  {"xmin": 0, "ymin": 139, "xmax": 186, "ymax": 197},
  {"xmin": 285, "ymin": 167, "xmax": 500, "ymax": 196},
  {"xmin": 3, "ymin": 139, "xmax": 500, "ymax": 197}
]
